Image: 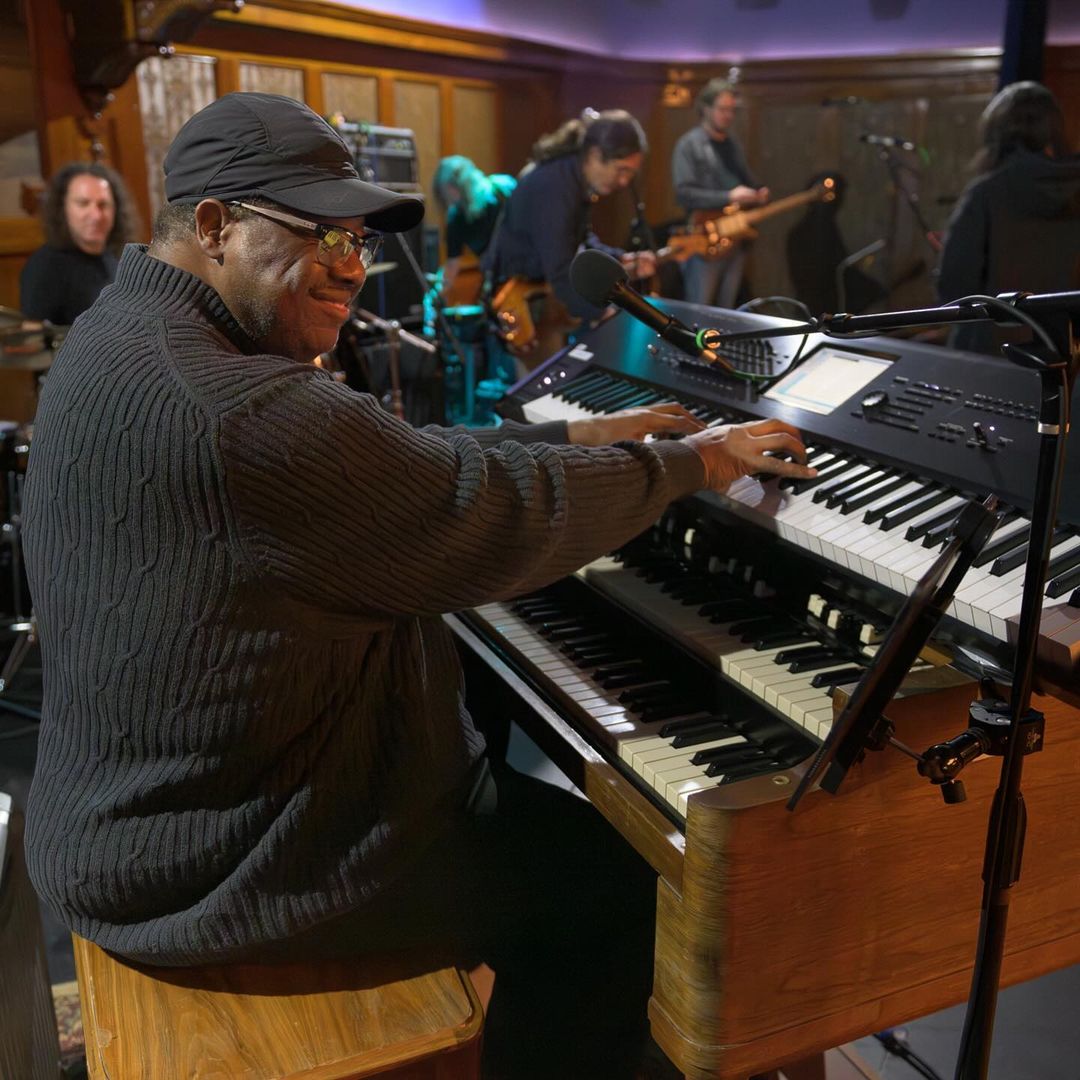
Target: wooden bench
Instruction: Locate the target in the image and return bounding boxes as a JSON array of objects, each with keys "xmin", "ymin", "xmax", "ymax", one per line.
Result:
[{"xmin": 73, "ymin": 935, "xmax": 486, "ymax": 1079}]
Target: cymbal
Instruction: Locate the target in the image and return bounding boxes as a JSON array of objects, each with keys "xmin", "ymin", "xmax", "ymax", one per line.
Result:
[
  {"xmin": 366, "ymin": 261, "xmax": 397, "ymax": 277},
  {"xmin": 0, "ymin": 348, "xmax": 53, "ymax": 371}
]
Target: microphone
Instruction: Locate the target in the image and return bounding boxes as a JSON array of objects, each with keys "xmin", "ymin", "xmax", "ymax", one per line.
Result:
[
  {"xmin": 859, "ymin": 132, "xmax": 916, "ymax": 151},
  {"xmin": 569, "ymin": 250, "xmax": 733, "ymax": 372}
]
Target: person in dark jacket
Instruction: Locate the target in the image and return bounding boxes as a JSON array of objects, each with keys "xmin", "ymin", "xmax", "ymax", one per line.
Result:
[
  {"xmin": 936, "ymin": 81, "xmax": 1080, "ymax": 354},
  {"xmin": 19, "ymin": 161, "xmax": 138, "ymax": 325},
  {"xmin": 486, "ymin": 109, "xmax": 658, "ymax": 362}
]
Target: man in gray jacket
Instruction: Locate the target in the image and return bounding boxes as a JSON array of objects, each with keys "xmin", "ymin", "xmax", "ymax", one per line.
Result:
[{"xmin": 672, "ymin": 78, "xmax": 769, "ymax": 308}]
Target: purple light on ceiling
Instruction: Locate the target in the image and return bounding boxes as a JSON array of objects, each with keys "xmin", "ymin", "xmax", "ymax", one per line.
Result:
[{"xmin": 336, "ymin": 0, "xmax": 1079, "ymax": 59}]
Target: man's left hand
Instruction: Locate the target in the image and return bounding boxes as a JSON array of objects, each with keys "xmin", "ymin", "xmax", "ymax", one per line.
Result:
[{"xmin": 567, "ymin": 403, "xmax": 706, "ymax": 446}]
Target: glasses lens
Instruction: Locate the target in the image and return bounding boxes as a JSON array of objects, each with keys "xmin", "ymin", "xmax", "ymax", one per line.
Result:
[
  {"xmin": 360, "ymin": 233, "xmax": 383, "ymax": 269},
  {"xmin": 317, "ymin": 229, "xmax": 383, "ymax": 269}
]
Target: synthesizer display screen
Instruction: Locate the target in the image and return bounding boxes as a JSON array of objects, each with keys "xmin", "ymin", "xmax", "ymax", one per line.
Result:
[{"xmin": 763, "ymin": 345, "xmax": 895, "ymax": 416}]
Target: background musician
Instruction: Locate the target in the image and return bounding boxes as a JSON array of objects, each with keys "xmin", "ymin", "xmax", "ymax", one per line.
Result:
[
  {"xmin": 486, "ymin": 108, "xmax": 659, "ymax": 362},
  {"xmin": 936, "ymin": 80, "xmax": 1080, "ymax": 355},
  {"xmin": 19, "ymin": 161, "xmax": 138, "ymax": 326},
  {"xmin": 673, "ymin": 78, "xmax": 769, "ymax": 308},
  {"xmin": 432, "ymin": 154, "xmax": 516, "ymax": 301},
  {"xmin": 21, "ymin": 90, "xmax": 816, "ymax": 1079}
]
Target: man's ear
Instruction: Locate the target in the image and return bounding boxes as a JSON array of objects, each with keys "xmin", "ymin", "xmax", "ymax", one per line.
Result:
[{"xmin": 193, "ymin": 199, "xmax": 231, "ymax": 261}]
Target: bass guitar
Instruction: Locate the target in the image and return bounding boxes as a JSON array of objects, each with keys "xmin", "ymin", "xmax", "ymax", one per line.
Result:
[
  {"xmin": 493, "ymin": 230, "xmax": 724, "ymax": 360},
  {"xmin": 678, "ymin": 177, "xmax": 837, "ymax": 260}
]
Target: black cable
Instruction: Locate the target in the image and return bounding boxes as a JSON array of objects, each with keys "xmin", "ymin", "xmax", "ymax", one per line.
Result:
[
  {"xmin": 737, "ymin": 295, "xmax": 814, "ymax": 322},
  {"xmin": 874, "ymin": 1029, "xmax": 946, "ymax": 1080}
]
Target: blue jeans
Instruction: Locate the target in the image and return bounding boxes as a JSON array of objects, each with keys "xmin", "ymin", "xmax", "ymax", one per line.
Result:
[{"xmin": 682, "ymin": 246, "xmax": 747, "ymax": 309}]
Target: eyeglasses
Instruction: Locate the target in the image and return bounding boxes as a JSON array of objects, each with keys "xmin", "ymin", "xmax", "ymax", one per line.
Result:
[{"xmin": 231, "ymin": 201, "xmax": 384, "ymax": 270}]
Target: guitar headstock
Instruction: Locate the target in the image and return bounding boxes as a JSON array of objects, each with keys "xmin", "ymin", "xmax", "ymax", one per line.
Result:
[{"xmin": 815, "ymin": 176, "xmax": 839, "ymax": 203}]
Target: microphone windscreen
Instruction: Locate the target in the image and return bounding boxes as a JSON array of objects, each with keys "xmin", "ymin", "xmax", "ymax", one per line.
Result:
[{"xmin": 570, "ymin": 249, "xmax": 627, "ymax": 307}]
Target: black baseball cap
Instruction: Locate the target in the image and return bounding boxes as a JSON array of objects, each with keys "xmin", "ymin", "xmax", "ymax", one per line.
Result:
[{"xmin": 163, "ymin": 92, "xmax": 424, "ymax": 233}]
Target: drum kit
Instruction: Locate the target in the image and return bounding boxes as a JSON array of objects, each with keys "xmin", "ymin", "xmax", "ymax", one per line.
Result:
[{"xmin": 0, "ymin": 306, "xmax": 60, "ymax": 715}]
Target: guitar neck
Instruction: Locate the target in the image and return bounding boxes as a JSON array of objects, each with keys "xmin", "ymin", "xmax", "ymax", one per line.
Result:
[{"xmin": 743, "ymin": 188, "xmax": 820, "ymax": 225}]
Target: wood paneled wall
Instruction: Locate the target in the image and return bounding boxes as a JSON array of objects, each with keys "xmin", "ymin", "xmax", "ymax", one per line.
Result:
[{"xmin": 3, "ymin": 0, "xmax": 1079, "ymax": 313}]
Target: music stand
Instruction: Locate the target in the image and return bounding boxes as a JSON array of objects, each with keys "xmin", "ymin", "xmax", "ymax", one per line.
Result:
[{"xmin": 788, "ymin": 495, "xmax": 1000, "ymax": 810}]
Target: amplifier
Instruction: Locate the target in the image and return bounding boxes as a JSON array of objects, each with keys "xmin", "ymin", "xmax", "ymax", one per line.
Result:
[{"xmin": 333, "ymin": 121, "xmax": 420, "ymax": 192}]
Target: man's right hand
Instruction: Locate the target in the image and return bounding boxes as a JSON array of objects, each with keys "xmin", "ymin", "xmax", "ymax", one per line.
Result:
[
  {"xmin": 729, "ymin": 185, "xmax": 769, "ymax": 208},
  {"xmin": 685, "ymin": 419, "xmax": 816, "ymax": 492}
]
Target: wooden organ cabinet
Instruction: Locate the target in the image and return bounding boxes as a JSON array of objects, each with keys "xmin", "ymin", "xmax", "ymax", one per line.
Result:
[{"xmin": 448, "ymin": 300, "xmax": 1080, "ymax": 1079}]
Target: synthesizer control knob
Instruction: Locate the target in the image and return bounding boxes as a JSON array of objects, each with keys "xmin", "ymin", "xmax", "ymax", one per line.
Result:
[{"xmin": 861, "ymin": 390, "xmax": 889, "ymax": 415}]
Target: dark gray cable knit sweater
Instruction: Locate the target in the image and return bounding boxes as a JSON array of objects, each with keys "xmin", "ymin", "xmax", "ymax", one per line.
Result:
[{"xmin": 21, "ymin": 245, "xmax": 704, "ymax": 966}]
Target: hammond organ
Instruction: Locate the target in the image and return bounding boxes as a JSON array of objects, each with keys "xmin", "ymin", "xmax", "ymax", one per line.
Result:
[{"xmin": 446, "ymin": 300, "xmax": 1080, "ymax": 1079}]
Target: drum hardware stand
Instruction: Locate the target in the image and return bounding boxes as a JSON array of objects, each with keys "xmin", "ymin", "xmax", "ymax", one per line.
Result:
[
  {"xmin": 393, "ymin": 231, "xmax": 482, "ymax": 425},
  {"xmin": 351, "ymin": 308, "xmax": 435, "ymax": 423},
  {"xmin": 1, "ymin": 463, "xmax": 38, "ymax": 718},
  {"xmin": 713, "ymin": 288, "xmax": 1077, "ymax": 1080}
]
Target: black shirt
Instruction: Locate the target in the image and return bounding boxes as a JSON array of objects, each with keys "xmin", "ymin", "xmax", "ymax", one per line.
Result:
[{"xmin": 19, "ymin": 244, "xmax": 119, "ymax": 326}]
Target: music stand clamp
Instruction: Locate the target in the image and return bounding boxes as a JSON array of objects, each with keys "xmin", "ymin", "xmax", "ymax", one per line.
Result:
[{"xmin": 917, "ymin": 696, "xmax": 1044, "ymax": 805}]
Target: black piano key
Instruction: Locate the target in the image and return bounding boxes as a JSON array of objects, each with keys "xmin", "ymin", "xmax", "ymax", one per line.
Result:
[
  {"xmin": 905, "ymin": 501, "xmax": 962, "ymax": 542},
  {"xmin": 810, "ymin": 666, "xmax": 866, "ymax": 688},
  {"xmin": 789, "ymin": 653, "xmax": 851, "ymax": 673},
  {"xmin": 566, "ymin": 647, "xmax": 623, "ymax": 665},
  {"xmin": 1046, "ymin": 561, "xmax": 1080, "ymax": 599},
  {"xmin": 604, "ymin": 386, "xmax": 658, "ymax": 411},
  {"xmin": 691, "ymin": 743, "xmax": 763, "ymax": 767},
  {"xmin": 823, "ymin": 468, "xmax": 894, "ymax": 509},
  {"xmin": 617, "ymin": 681, "xmax": 672, "ymax": 705},
  {"xmin": 558, "ymin": 633, "xmax": 609, "ymax": 649},
  {"xmin": 973, "ymin": 524, "xmax": 1029, "ymax": 568},
  {"xmin": 558, "ymin": 373, "xmax": 609, "ymax": 403},
  {"xmin": 701, "ymin": 752, "xmax": 770, "ymax": 777},
  {"xmin": 779, "ymin": 456, "xmax": 855, "ymax": 493},
  {"xmin": 542, "ymin": 622, "xmax": 593, "ymax": 640},
  {"xmin": 600, "ymin": 672, "xmax": 657, "ymax": 690},
  {"xmin": 709, "ymin": 758, "xmax": 779, "ymax": 780},
  {"xmin": 512, "ymin": 600, "xmax": 564, "ymax": 616},
  {"xmin": 773, "ymin": 644, "xmax": 832, "ymax": 665},
  {"xmin": 658, "ymin": 713, "xmax": 727, "ymax": 738},
  {"xmin": 592, "ymin": 659, "xmax": 644, "ymax": 678},
  {"xmin": 872, "ymin": 486, "xmax": 948, "ymax": 528},
  {"xmin": 1044, "ymin": 535, "xmax": 1080, "ymax": 580},
  {"xmin": 671, "ymin": 723, "xmax": 740, "ymax": 748},
  {"xmin": 837, "ymin": 474, "xmax": 911, "ymax": 514},
  {"xmin": 991, "ymin": 527, "xmax": 1070, "ymax": 577},
  {"xmin": 811, "ymin": 465, "xmax": 874, "ymax": 504},
  {"xmin": 590, "ymin": 383, "xmax": 645, "ymax": 410}
]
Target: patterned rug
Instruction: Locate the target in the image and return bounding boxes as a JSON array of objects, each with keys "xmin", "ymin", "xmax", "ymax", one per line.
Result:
[{"xmin": 52, "ymin": 981, "xmax": 85, "ymax": 1070}]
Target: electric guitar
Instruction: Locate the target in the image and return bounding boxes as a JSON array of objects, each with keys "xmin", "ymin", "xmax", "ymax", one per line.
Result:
[
  {"xmin": 492, "ymin": 230, "xmax": 722, "ymax": 359},
  {"xmin": 439, "ymin": 249, "xmax": 486, "ymax": 307},
  {"xmin": 679, "ymin": 177, "xmax": 838, "ymax": 260}
]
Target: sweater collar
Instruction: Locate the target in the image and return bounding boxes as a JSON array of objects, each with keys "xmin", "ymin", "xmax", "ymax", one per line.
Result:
[{"xmin": 112, "ymin": 244, "xmax": 260, "ymax": 354}]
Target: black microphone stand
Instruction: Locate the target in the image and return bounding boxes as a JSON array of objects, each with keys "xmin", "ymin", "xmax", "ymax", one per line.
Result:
[
  {"xmin": 717, "ymin": 289, "xmax": 1078, "ymax": 1080},
  {"xmin": 392, "ymin": 231, "xmax": 477, "ymax": 424}
]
